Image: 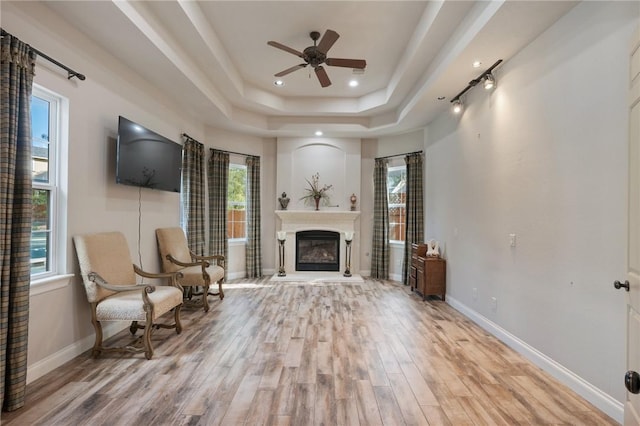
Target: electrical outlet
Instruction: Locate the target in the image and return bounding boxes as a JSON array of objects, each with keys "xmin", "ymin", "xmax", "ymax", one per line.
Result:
[
  {"xmin": 473, "ymin": 288, "xmax": 478, "ymax": 301},
  {"xmin": 509, "ymin": 233, "xmax": 516, "ymax": 247},
  {"xmin": 491, "ymin": 297, "xmax": 497, "ymax": 311}
]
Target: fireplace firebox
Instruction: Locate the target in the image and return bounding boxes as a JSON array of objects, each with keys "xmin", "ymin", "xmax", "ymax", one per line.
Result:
[{"xmin": 296, "ymin": 230, "xmax": 340, "ymax": 271}]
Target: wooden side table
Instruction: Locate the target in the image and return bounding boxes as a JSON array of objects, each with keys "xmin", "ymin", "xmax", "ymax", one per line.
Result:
[{"xmin": 416, "ymin": 256, "xmax": 446, "ymax": 301}]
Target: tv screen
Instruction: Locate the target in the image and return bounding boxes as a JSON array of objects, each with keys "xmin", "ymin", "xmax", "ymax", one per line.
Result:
[{"xmin": 116, "ymin": 116, "xmax": 182, "ymax": 193}]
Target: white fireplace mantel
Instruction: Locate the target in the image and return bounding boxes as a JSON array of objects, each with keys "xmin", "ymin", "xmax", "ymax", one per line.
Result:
[
  {"xmin": 275, "ymin": 210, "xmax": 360, "ymax": 275},
  {"xmin": 275, "ymin": 210, "xmax": 360, "ymax": 227}
]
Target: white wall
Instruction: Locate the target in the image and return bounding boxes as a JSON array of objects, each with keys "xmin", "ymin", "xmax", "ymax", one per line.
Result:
[
  {"xmin": 425, "ymin": 1, "xmax": 637, "ymax": 419},
  {"xmin": 276, "ymin": 137, "xmax": 362, "ymax": 212}
]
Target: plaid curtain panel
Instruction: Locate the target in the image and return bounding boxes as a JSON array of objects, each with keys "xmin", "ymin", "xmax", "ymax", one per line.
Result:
[
  {"xmin": 0, "ymin": 34, "xmax": 35, "ymax": 412},
  {"xmin": 208, "ymin": 149, "xmax": 229, "ymax": 275},
  {"xmin": 371, "ymin": 158, "xmax": 390, "ymax": 279},
  {"xmin": 181, "ymin": 138, "xmax": 205, "ymax": 256},
  {"xmin": 245, "ymin": 156, "xmax": 262, "ymax": 278},
  {"xmin": 402, "ymin": 153, "xmax": 424, "ymax": 284}
]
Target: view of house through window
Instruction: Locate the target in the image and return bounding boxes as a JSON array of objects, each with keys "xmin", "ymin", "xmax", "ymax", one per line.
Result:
[
  {"xmin": 228, "ymin": 164, "xmax": 247, "ymax": 240},
  {"xmin": 31, "ymin": 89, "xmax": 59, "ymax": 276},
  {"xmin": 388, "ymin": 165, "xmax": 406, "ymax": 242}
]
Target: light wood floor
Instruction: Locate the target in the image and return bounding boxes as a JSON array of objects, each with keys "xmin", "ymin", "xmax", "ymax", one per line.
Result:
[{"xmin": 3, "ymin": 277, "xmax": 617, "ymax": 425}]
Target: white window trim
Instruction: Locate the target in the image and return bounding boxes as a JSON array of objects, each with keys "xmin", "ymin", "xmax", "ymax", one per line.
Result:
[
  {"xmin": 388, "ymin": 164, "xmax": 406, "ymax": 244},
  {"xmin": 31, "ymin": 84, "xmax": 69, "ymax": 287},
  {"xmin": 228, "ymin": 163, "xmax": 247, "ymax": 243}
]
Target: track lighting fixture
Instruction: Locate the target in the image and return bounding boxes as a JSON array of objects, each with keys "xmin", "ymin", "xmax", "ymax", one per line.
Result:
[
  {"xmin": 450, "ymin": 59, "xmax": 502, "ymax": 114},
  {"xmin": 483, "ymin": 73, "xmax": 495, "ymax": 90},
  {"xmin": 451, "ymin": 99, "xmax": 463, "ymax": 114}
]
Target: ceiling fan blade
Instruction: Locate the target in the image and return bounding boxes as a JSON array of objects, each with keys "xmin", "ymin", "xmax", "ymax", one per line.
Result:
[
  {"xmin": 325, "ymin": 58, "xmax": 367, "ymax": 69},
  {"xmin": 316, "ymin": 29, "xmax": 339, "ymax": 54},
  {"xmin": 315, "ymin": 66, "xmax": 331, "ymax": 87},
  {"xmin": 275, "ymin": 64, "xmax": 307, "ymax": 77},
  {"xmin": 267, "ymin": 41, "xmax": 304, "ymax": 58}
]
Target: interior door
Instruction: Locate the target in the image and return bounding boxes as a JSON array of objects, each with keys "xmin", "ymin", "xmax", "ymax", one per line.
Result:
[{"xmin": 624, "ymin": 23, "xmax": 640, "ymax": 426}]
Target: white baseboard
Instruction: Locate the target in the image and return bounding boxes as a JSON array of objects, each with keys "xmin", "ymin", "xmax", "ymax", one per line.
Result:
[
  {"xmin": 446, "ymin": 295, "xmax": 624, "ymax": 424},
  {"xmin": 226, "ymin": 269, "xmax": 277, "ymax": 280},
  {"xmin": 26, "ymin": 322, "xmax": 127, "ymax": 384},
  {"xmin": 389, "ymin": 273, "xmax": 403, "ymax": 282}
]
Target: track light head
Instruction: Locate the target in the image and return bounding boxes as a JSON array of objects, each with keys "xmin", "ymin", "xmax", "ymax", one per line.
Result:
[
  {"xmin": 451, "ymin": 99, "xmax": 463, "ymax": 114},
  {"xmin": 483, "ymin": 73, "xmax": 496, "ymax": 90}
]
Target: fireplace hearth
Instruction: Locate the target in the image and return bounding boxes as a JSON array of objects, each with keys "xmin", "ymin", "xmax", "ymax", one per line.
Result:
[{"xmin": 296, "ymin": 230, "xmax": 340, "ymax": 271}]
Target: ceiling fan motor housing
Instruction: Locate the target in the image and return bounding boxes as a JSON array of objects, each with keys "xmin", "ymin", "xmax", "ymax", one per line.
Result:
[{"xmin": 303, "ymin": 46, "xmax": 326, "ymax": 68}]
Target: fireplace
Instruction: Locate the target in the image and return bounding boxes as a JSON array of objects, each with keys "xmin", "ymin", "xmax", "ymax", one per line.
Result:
[
  {"xmin": 296, "ymin": 230, "xmax": 340, "ymax": 271},
  {"xmin": 275, "ymin": 210, "xmax": 360, "ymax": 276}
]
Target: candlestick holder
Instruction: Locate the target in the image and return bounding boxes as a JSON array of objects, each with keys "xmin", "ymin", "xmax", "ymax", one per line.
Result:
[
  {"xmin": 344, "ymin": 232, "xmax": 353, "ymax": 277},
  {"xmin": 277, "ymin": 231, "xmax": 286, "ymax": 277}
]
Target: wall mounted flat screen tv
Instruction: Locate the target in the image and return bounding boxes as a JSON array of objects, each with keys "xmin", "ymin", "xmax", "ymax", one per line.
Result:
[{"xmin": 116, "ymin": 116, "xmax": 182, "ymax": 193}]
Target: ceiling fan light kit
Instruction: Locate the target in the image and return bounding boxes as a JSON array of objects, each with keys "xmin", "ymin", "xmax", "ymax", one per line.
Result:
[{"xmin": 268, "ymin": 29, "xmax": 367, "ymax": 88}]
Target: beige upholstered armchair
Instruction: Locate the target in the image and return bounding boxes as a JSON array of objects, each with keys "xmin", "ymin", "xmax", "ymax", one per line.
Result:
[
  {"xmin": 74, "ymin": 232, "xmax": 183, "ymax": 360},
  {"xmin": 156, "ymin": 227, "xmax": 225, "ymax": 312}
]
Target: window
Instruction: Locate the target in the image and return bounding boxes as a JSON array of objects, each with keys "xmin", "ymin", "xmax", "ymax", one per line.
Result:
[
  {"xmin": 388, "ymin": 165, "xmax": 406, "ymax": 242},
  {"xmin": 227, "ymin": 164, "xmax": 247, "ymax": 240},
  {"xmin": 30, "ymin": 86, "xmax": 65, "ymax": 277}
]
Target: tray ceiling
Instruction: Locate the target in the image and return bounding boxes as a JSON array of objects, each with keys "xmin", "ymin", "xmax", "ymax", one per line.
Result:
[{"xmin": 42, "ymin": 1, "xmax": 577, "ymax": 138}]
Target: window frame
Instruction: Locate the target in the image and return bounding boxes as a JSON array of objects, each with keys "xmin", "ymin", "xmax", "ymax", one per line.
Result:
[
  {"xmin": 387, "ymin": 164, "xmax": 406, "ymax": 244},
  {"xmin": 30, "ymin": 85, "xmax": 68, "ymax": 282},
  {"xmin": 227, "ymin": 162, "xmax": 247, "ymax": 242}
]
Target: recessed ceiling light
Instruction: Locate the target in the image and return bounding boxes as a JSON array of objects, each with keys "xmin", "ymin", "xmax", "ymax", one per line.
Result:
[
  {"xmin": 472, "ymin": 60, "xmax": 482, "ymax": 68},
  {"xmin": 349, "ymin": 80, "xmax": 359, "ymax": 87},
  {"xmin": 315, "ymin": 130, "xmax": 323, "ymax": 136},
  {"xmin": 274, "ymin": 80, "xmax": 285, "ymax": 86}
]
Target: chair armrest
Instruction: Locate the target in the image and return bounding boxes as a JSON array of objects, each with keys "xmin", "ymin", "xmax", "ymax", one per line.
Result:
[
  {"xmin": 191, "ymin": 252, "xmax": 226, "ymax": 268},
  {"xmin": 134, "ymin": 264, "xmax": 179, "ymax": 279},
  {"xmin": 134, "ymin": 265, "xmax": 184, "ymax": 291},
  {"xmin": 88, "ymin": 272, "xmax": 155, "ymax": 294},
  {"xmin": 166, "ymin": 254, "xmax": 201, "ymax": 268}
]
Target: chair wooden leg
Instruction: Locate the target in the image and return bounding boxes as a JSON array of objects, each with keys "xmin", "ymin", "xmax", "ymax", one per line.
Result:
[
  {"xmin": 218, "ymin": 280, "xmax": 224, "ymax": 300},
  {"xmin": 174, "ymin": 305, "xmax": 182, "ymax": 334},
  {"xmin": 202, "ymin": 285, "xmax": 210, "ymax": 312},
  {"xmin": 143, "ymin": 307, "xmax": 154, "ymax": 360},
  {"xmin": 90, "ymin": 311, "xmax": 103, "ymax": 358}
]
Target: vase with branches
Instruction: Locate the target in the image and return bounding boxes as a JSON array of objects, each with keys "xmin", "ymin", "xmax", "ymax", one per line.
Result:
[{"xmin": 300, "ymin": 172, "xmax": 333, "ymax": 210}]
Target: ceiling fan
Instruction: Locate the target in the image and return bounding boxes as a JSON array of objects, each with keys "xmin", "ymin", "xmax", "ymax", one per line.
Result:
[{"xmin": 267, "ymin": 29, "xmax": 366, "ymax": 88}]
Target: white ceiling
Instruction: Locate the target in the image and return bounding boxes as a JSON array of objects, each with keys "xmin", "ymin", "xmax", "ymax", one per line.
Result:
[{"xmin": 43, "ymin": 1, "xmax": 577, "ymax": 139}]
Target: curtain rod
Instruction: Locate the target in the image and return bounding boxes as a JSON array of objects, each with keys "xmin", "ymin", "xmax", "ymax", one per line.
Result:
[
  {"xmin": 1, "ymin": 28, "xmax": 85, "ymax": 81},
  {"xmin": 375, "ymin": 150, "xmax": 423, "ymax": 160},
  {"xmin": 182, "ymin": 133, "xmax": 258, "ymax": 158},
  {"xmin": 210, "ymin": 147, "xmax": 259, "ymax": 159},
  {"xmin": 182, "ymin": 133, "xmax": 202, "ymax": 144}
]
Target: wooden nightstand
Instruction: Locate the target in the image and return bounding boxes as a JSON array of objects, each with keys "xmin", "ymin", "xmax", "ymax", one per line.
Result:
[{"xmin": 416, "ymin": 256, "xmax": 446, "ymax": 301}]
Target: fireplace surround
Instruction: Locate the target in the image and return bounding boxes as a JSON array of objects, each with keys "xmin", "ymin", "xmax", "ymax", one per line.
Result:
[{"xmin": 275, "ymin": 210, "xmax": 360, "ymax": 276}]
